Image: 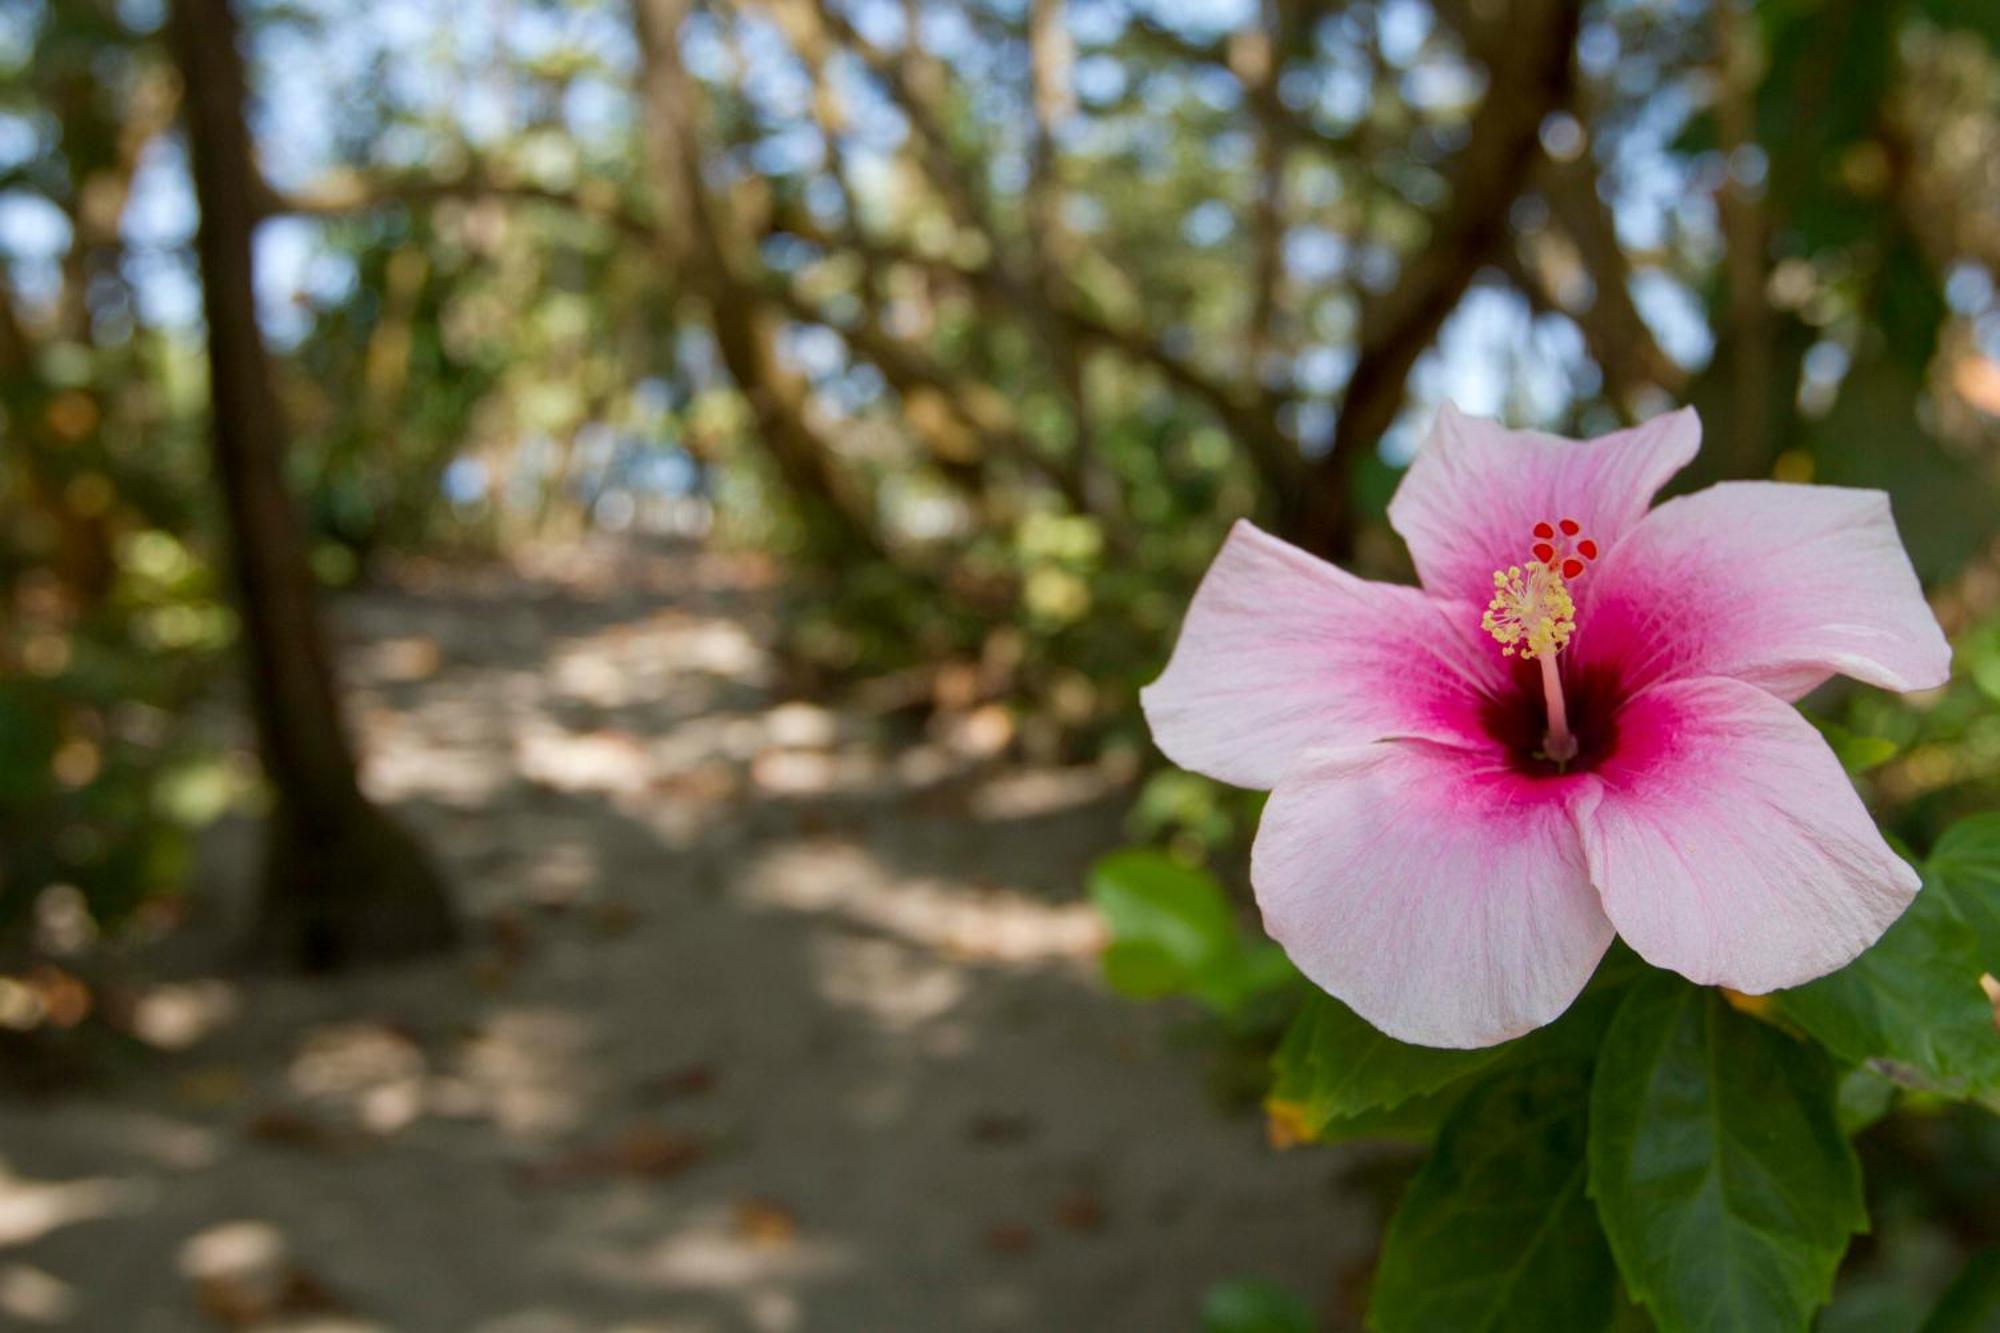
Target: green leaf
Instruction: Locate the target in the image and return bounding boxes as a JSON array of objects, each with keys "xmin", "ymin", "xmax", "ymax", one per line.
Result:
[
  {"xmin": 1269, "ymin": 948, "xmax": 1647, "ymax": 1145},
  {"xmin": 1099, "ymin": 940, "xmax": 1193, "ymax": 999},
  {"xmin": 0, "ymin": 682, "xmax": 59, "ymax": 803},
  {"xmin": 1928, "ymin": 814, "xmax": 2000, "ymax": 970},
  {"xmin": 1589, "ymin": 975, "xmax": 1865, "ymax": 1333},
  {"xmin": 1807, "ymin": 716, "xmax": 1899, "ymax": 774},
  {"xmin": 1369, "ymin": 1062, "xmax": 1616, "ymax": 1333},
  {"xmin": 1918, "ymin": 0, "xmax": 2000, "ymax": 56},
  {"xmin": 1834, "ymin": 1066, "xmax": 1900, "ymax": 1137},
  {"xmin": 1201, "ymin": 1277, "xmax": 1315, "ymax": 1333},
  {"xmin": 1305, "ymin": 1081, "xmax": 1470, "ymax": 1145},
  {"xmin": 1204, "ymin": 940, "xmax": 1301, "ymax": 1015},
  {"xmin": 1087, "ymin": 849, "xmax": 1298, "ymax": 1016},
  {"xmin": 1919, "ymin": 1248, "xmax": 2000, "ymax": 1333},
  {"xmin": 1266, "ymin": 991, "xmax": 1502, "ymax": 1138},
  {"xmin": 1089, "ymin": 849, "xmax": 1238, "ymax": 973},
  {"xmin": 1774, "ymin": 869, "xmax": 2000, "ymax": 1101}
]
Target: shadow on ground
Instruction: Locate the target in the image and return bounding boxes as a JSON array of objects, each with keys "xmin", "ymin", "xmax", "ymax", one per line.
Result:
[{"xmin": 0, "ymin": 540, "xmax": 1366, "ymax": 1332}]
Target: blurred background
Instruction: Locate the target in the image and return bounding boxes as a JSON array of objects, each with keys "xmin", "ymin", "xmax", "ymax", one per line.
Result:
[{"xmin": 3, "ymin": 0, "xmax": 2000, "ymax": 1327}]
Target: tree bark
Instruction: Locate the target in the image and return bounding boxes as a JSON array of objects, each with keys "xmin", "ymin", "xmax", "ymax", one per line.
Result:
[{"xmin": 169, "ymin": 0, "xmax": 455, "ymax": 968}]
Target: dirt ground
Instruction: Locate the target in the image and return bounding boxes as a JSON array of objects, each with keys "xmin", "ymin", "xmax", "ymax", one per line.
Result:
[{"xmin": 0, "ymin": 541, "xmax": 1367, "ymax": 1332}]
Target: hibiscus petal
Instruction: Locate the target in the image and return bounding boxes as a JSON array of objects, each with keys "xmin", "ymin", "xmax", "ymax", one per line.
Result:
[
  {"xmin": 1574, "ymin": 676, "xmax": 1919, "ymax": 994},
  {"xmin": 1569, "ymin": 482, "xmax": 1950, "ymax": 699},
  {"xmin": 1388, "ymin": 404, "xmax": 1700, "ymax": 606},
  {"xmin": 1141, "ymin": 520, "xmax": 1501, "ymax": 789},
  {"xmin": 1253, "ymin": 741, "xmax": 1612, "ymax": 1048}
]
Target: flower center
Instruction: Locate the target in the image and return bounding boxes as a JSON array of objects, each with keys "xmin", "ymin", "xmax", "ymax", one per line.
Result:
[{"xmin": 1482, "ymin": 519, "xmax": 1597, "ymax": 766}]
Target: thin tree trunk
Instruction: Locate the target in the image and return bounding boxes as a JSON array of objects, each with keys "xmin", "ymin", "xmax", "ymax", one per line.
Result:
[
  {"xmin": 1711, "ymin": 0, "xmax": 1772, "ymax": 478},
  {"xmin": 169, "ymin": 0, "xmax": 455, "ymax": 968},
  {"xmin": 632, "ymin": 0, "xmax": 889, "ymax": 566}
]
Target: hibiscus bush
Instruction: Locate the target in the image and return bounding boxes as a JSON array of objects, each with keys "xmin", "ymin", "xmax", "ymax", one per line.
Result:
[
  {"xmin": 1099, "ymin": 408, "xmax": 2000, "ymax": 1331},
  {"xmin": 1097, "ymin": 818, "xmax": 2000, "ymax": 1331}
]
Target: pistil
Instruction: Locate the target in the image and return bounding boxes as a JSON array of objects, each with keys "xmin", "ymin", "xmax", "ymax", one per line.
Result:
[
  {"xmin": 1481, "ymin": 518, "xmax": 1597, "ymax": 767},
  {"xmin": 1540, "ymin": 653, "xmax": 1577, "ymax": 764}
]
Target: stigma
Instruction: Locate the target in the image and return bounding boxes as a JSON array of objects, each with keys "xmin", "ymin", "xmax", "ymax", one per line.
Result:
[{"xmin": 1481, "ymin": 519, "xmax": 1597, "ymax": 660}]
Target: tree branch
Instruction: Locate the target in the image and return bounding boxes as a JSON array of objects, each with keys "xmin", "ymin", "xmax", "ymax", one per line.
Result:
[
  {"xmin": 1539, "ymin": 153, "xmax": 1687, "ymax": 404},
  {"xmin": 257, "ymin": 167, "xmax": 660, "ymax": 245},
  {"xmin": 634, "ymin": 0, "xmax": 890, "ymax": 564},
  {"xmin": 1300, "ymin": 0, "xmax": 1582, "ymax": 559}
]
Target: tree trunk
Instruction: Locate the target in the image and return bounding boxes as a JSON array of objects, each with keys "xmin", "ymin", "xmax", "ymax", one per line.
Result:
[
  {"xmin": 631, "ymin": 0, "xmax": 890, "ymax": 567},
  {"xmin": 169, "ymin": 0, "xmax": 455, "ymax": 968}
]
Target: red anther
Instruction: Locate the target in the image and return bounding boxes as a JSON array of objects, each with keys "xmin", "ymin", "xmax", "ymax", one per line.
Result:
[
  {"xmin": 1533, "ymin": 521, "xmax": 1556, "ymax": 540},
  {"xmin": 1558, "ymin": 518, "xmax": 1580, "ymax": 536},
  {"xmin": 1561, "ymin": 558, "xmax": 1585, "ymax": 579},
  {"xmin": 1576, "ymin": 539, "xmax": 1598, "ymax": 560},
  {"xmin": 1533, "ymin": 542, "xmax": 1556, "ymax": 564}
]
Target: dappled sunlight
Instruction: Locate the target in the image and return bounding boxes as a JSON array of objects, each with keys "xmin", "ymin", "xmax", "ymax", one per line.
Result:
[
  {"xmin": 452, "ymin": 1007, "xmax": 603, "ymax": 1142},
  {"xmin": 0, "ymin": 1106, "xmax": 220, "ymax": 1172},
  {"xmin": 178, "ymin": 1219, "xmax": 391, "ymax": 1331},
  {"xmin": 362, "ymin": 726, "xmax": 519, "ymax": 805},
  {"xmin": 740, "ymin": 840, "xmax": 1105, "ymax": 969},
  {"xmin": 812, "ymin": 933, "xmax": 971, "ymax": 1033},
  {"xmin": 965, "ymin": 765, "xmax": 1130, "ymax": 822},
  {"xmin": 0, "ymin": 1263, "xmax": 78, "ymax": 1326},
  {"xmin": 520, "ymin": 841, "xmax": 604, "ymax": 913},
  {"xmin": 515, "ymin": 726, "xmax": 659, "ymax": 798},
  {"xmin": 128, "ymin": 980, "xmax": 241, "ymax": 1052},
  {"xmin": 287, "ymin": 1022, "xmax": 430, "ymax": 1137},
  {"xmin": 0, "ymin": 550, "xmax": 1354, "ymax": 1328},
  {"xmin": 347, "ymin": 549, "xmax": 1137, "ymax": 907},
  {"xmin": 575, "ymin": 1200, "xmax": 855, "ymax": 1315},
  {"xmin": 472, "ymin": 1312, "xmax": 689, "ymax": 1333},
  {"xmin": 0, "ymin": 1162, "xmax": 155, "ymax": 1248}
]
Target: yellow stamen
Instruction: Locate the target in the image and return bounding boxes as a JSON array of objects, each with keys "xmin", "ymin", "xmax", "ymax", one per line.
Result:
[{"xmin": 1481, "ymin": 563, "xmax": 1576, "ymax": 662}]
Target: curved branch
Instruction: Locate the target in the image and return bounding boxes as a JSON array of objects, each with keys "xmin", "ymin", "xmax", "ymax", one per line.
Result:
[{"xmin": 1301, "ymin": 0, "xmax": 1582, "ymax": 559}]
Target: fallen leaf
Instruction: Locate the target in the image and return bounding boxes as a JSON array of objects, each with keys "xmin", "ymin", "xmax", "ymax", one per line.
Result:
[
  {"xmin": 592, "ymin": 902, "xmax": 643, "ymax": 937},
  {"xmin": 194, "ymin": 1266, "xmax": 341, "ymax": 1329},
  {"xmin": 518, "ymin": 1122, "xmax": 704, "ymax": 1186},
  {"xmin": 27, "ymin": 966, "xmax": 90, "ymax": 1029},
  {"xmin": 245, "ymin": 1107, "xmax": 346, "ymax": 1152},
  {"xmin": 1264, "ymin": 1098, "xmax": 1315, "ymax": 1151},
  {"xmin": 1053, "ymin": 1190, "xmax": 1106, "ymax": 1232},
  {"xmin": 487, "ymin": 909, "xmax": 534, "ymax": 964},
  {"xmin": 983, "ymin": 1223, "xmax": 1035, "ymax": 1255},
  {"xmin": 733, "ymin": 1197, "xmax": 798, "ymax": 1249},
  {"xmin": 642, "ymin": 1063, "xmax": 718, "ymax": 1101},
  {"xmin": 966, "ymin": 1111, "xmax": 1036, "ymax": 1146},
  {"xmin": 175, "ymin": 1065, "xmax": 247, "ymax": 1110}
]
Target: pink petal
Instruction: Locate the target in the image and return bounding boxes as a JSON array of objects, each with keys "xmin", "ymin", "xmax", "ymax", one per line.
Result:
[
  {"xmin": 1569, "ymin": 482, "xmax": 1950, "ymax": 699},
  {"xmin": 1141, "ymin": 521, "xmax": 1501, "ymax": 789},
  {"xmin": 1574, "ymin": 676, "xmax": 1919, "ymax": 994},
  {"xmin": 1388, "ymin": 403, "xmax": 1700, "ymax": 606},
  {"xmin": 1253, "ymin": 741, "xmax": 1612, "ymax": 1048}
]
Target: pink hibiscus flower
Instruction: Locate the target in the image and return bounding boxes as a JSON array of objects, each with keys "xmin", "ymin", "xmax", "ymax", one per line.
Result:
[{"xmin": 1142, "ymin": 405, "xmax": 1951, "ymax": 1049}]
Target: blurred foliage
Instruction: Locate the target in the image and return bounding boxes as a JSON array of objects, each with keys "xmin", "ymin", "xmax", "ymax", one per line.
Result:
[
  {"xmin": 1087, "ymin": 848, "xmax": 1298, "ymax": 1025},
  {"xmin": 1095, "ymin": 803, "xmax": 2000, "ymax": 1330},
  {"xmin": 1199, "ymin": 1276, "xmax": 1316, "ymax": 1333},
  {"xmin": 0, "ymin": 532, "xmax": 242, "ymax": 935}
]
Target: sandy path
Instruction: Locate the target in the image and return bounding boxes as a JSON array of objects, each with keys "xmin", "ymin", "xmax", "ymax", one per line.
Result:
[{"xmin": 0, "ymin": 541, "xmax": 1364, "ymax": 1332}]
